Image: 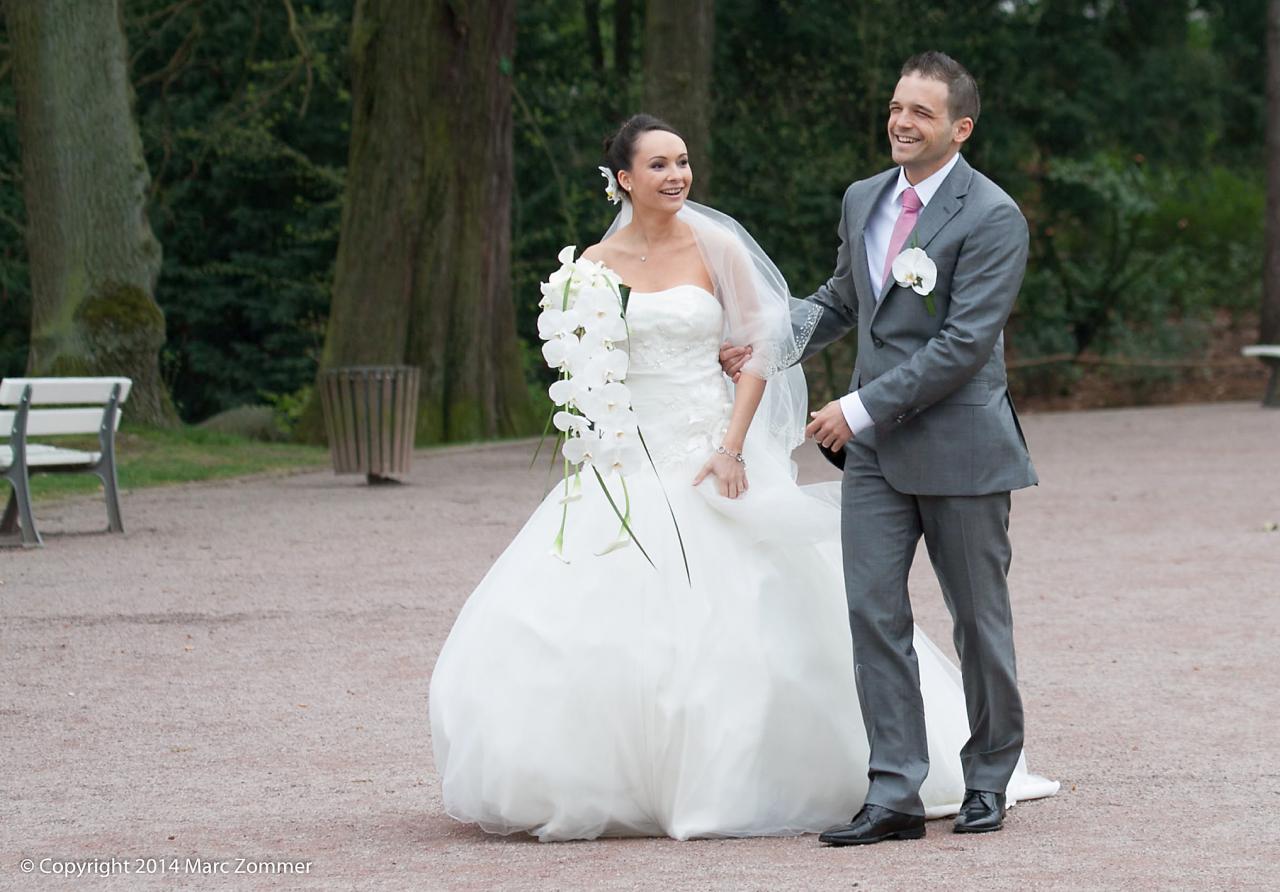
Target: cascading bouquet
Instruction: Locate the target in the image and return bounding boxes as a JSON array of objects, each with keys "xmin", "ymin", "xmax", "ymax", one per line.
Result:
[{"xmin": 534, "ymin": 245, "xmax": 688, "ymax": 580}]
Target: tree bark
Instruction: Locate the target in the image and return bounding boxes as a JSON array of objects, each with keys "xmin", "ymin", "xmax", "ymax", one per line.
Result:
[
  {"xmin": 1266, "ymin": 0, "xmax": 1280, "ymax": 343},
  {"xmin": 1265, "ymin": 0, "xmax": 1280, "ymax": 404},
  {"xmin": 614, "ymin": 0, "xmax": 634, "ymax": 77},
  {"xmin": 4, "ymin": 0, "xmax": 175, "ymax": 425},
  {"xmin": 584, "ymin": 0, "xmax": 604, "ymax": 75},
  {"xmin": 642, "ymin": 0, "xmax": 714, "ymax": 200},
  {"xmin": 306, "ymin": 0, "xmax": 533, "ymax": 443}
]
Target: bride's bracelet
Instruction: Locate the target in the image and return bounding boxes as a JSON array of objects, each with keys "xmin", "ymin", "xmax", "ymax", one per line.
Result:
[{"xmin": 716, "ymin": 445, "xmax": 745, "ymax": 465}]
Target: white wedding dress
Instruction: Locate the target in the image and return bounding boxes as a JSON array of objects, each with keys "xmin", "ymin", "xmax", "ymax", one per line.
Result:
[{"xmin": 429, "ymin": 285, "xmax": 1058, "ymax": 841}]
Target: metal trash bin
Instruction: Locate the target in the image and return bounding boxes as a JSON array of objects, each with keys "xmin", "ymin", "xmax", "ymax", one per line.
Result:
[{"xmin": 319, "ymin": 366, "xmax": 420, "ymax": 483}]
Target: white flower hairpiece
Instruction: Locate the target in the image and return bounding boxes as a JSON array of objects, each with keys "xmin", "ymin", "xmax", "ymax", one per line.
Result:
[{"xmin": 598, "ymin": 165, "xmax": 622, "ymax": 205}]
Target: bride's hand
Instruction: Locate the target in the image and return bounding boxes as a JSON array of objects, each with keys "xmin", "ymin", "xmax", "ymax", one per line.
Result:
[{"xmin": 693, "ymin": 451, "xmax": 749, "ymax": 499}]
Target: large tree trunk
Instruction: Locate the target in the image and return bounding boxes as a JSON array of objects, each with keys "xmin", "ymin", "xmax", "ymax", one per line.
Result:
[
  {"xmin": 306, "ymin": 0, "xmax": 533, "ymax": 444},
  {"xmin": 642, "ymin": 0, "xmax": 714, "ymax": 200},
  {"xmin": 614, "ymin": 0, "xmax": 634, "ymax": 78},
  {"xmin": 4, "ymin": 0, "xmax": 174, "ymax": 425},
  {"xmin": 1264, "ymin": 0, "xmax": 1280, "ymax": 405}
]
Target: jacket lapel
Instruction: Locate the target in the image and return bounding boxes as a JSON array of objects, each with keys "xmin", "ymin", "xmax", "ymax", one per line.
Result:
[
  {"xmin": 850, "ymin": 170, "xmax": 897, "ymax": 314},
  {"xmin": 872, "ymin": 154, "xmax": 974, "ymax": 318}
]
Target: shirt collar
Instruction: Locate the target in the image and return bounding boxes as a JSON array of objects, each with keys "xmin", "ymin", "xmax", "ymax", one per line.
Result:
[{"xmin": 892, "ymin": 152, "xmax": 961, "ymax": 208}]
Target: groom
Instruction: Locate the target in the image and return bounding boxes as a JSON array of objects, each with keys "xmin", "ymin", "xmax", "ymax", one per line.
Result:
[{"xmin": 723, "ymin": 51, "xmax": 1036, "ymax": 844}]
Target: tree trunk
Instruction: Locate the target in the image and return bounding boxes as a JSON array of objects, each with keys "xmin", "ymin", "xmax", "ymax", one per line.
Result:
[
  {"xmin": 642, "ymin": 0, "xmax": 714, "ymax": 200},
  {"xmin": 1266, "ymin": 1, "xmax": 1280, "ymax": 343},
  {"xmin": 584, "ymin": 0, "xmax": 604, "ymax": 75},
  {"xmin": 1265, "ymin": 0, "xmax": 1280, "ymax": 405},
  {"xmin": 305, "ymin": 0, "xmax": 533, "ymax": 444},
  {"xmin": 614, "ymin": 0, "xmax": 634, "ymax": 77},
  {"xmin": 4, "ymin": 0, "xmax": 174, "ymax": 425}
]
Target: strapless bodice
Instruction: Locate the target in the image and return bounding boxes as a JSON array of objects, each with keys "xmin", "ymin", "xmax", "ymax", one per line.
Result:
[{"xmin": 623, "ymin": 286, "xmax": 732, "ymax": 468}]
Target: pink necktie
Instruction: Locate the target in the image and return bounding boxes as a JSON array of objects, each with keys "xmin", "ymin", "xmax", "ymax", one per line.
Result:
[{"xmin": 881, "ymin": 186, "xmax": 922, "ymax": 289}]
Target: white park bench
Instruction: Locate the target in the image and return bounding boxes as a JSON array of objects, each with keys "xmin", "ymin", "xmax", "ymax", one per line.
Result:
[
  {"xmin": 1242, "ymin": 345, "xmax": 1280, "ymax": 407},
  {"xmin": 0, "ymin": 377, "xmax": 131, "ymax": 547}
]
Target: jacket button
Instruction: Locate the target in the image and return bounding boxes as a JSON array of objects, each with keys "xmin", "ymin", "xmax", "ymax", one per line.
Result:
[{"xmin": 873, "ymin": 337, "xmax": 885, "ymax": 348}]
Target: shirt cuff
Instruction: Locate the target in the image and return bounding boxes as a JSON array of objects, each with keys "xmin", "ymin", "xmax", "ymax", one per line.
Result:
[{"xmin": 839, "ymin": 391, "xmax": 875, "ymax": 435}]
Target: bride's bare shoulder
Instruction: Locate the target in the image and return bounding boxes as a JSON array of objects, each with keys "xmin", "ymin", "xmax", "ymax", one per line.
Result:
[{"xmin": 581, "ymin": 238, "xmax": 628, "ymax": 269}]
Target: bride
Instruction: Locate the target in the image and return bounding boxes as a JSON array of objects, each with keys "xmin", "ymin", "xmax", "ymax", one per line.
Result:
[{"xmin": 428, "ymin": 114, "xmax": 1056, "ymax": 842}]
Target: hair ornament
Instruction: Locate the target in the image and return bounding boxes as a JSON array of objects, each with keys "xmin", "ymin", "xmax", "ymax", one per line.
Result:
[{"xmin": 598, "ymin": 165, "xmax": 623, "ymax": 205}]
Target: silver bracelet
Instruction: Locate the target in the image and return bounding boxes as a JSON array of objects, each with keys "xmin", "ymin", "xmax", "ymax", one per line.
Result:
[{"xmin": 716, "ymin": 445, "xmax": 745, "ymax": 465}]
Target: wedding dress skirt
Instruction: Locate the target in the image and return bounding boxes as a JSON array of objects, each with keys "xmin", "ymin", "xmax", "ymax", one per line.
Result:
[{"xmin": 429, "ymin": 286, "xmax": 1057, "ymax": 841}]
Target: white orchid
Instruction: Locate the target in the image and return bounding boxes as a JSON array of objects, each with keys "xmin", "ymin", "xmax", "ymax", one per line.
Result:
[
  {"xmin": 891, "ymin": 247, "xmax": 938, "ymax": 297},
  {"xmin": 573, "ymin": 257, "xmax": 606, "ymax": 288},
  {"xmin": 541, "ymin": 333, "xmax": 578, "ymax": 371},
  {"xmin": 596, "ymin": 410, "xmax": 639, "ymax": 440},
  {"xmin": 537, "ymin": 306, "xmax": 580, "ymax": 340},
  {"xmin": 553, "ymin": 410, "xmax": 591, "ymax": 435},
  {"xmin": 591, "ymin": 438, "xmax": 644, "ymax": 479},
  {"xmin": 548, "ymin": 378, "xmax": 575, "ymax": 406},
  {"xmin": 583, "ymin": 348, "xmax": 628, "ymax": 385},
  {"xmin": 589, "ymin": 381, "xmax": 634, "ymax": 426},
  {"xmin": 600, "ymin": 265, "xmax": 623, "ymax": 289},
  {"xmin": 562, "ymin": 430, "xmax": 603, "ymax": 466},
  {"xmin": 557, "ymin": 245, "xmax": 577, "ymax": 266},
  {"xmin": 598, "ymin": 166, "xmax": 622, "ymax": 205},
  {"xmin": 564, "ymin": 337, "xmax": 604, "ymax": 379},
  {"xmin": 576, "ymin": 284, "xmax": 620, "ymax": 317},
  {"xmin": 583, "ymin": 317, "xmax": 627, "ymax": 347},
  {"xmin": 576, "ymin": 288, "xmax": 627, "ymax": 341}
]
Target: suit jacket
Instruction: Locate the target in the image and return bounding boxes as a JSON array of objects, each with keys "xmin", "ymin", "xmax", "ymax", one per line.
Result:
[{"xmin": 799, "ymin": 154, "xmax": 1037, "ymax": 496}]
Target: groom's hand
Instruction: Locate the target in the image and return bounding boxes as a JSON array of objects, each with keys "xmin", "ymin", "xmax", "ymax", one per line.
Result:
[
  {"xmin": 805, "ymin": 400, "xmax": 854, "ymax": 452},
  {"xmin": 718, "ymin": 343, "xmax": 752, "ymax": 382}
]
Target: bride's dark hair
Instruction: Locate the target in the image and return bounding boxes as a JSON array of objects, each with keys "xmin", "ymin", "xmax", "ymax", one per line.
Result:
[{"xmin": 603, "ymin": 114, "xmax": 682, "ymax": 185}]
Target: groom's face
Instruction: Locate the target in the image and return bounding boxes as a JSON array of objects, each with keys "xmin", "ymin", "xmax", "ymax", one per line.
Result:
[{"xmin": 888, "ymin": 74, "xmax": 970, "ymax": 176}]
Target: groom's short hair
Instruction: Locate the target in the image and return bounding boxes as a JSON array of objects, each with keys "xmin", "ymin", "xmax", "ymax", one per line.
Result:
[{"xmin": 901, "ymin": 51, "xmax": 980, "ymax": 125}]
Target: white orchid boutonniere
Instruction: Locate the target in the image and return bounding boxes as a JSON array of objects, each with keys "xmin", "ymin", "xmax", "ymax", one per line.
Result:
[{"xmin": 891, "ymin": 245, "xmax": 939, "ymax": 316}]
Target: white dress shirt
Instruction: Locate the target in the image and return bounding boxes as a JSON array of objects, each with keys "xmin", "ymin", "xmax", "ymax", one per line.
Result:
[{"xmin": 839, "ymin": 152, "xmax": 962, "ymax": 435}]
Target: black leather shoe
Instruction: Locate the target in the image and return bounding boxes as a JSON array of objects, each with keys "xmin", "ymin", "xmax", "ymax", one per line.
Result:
[
  {"xmin": 953, "ymin": 789, "xmax": 1006, "ymax": 833},
  {"xmin": 818, "ymin": 804, "xmax": 925, "ymax": 846}
]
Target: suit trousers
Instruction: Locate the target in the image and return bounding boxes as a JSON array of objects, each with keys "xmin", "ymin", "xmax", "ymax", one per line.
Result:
[{"xmin": 840, "ymin": 438, "xmax": 1025, "ymax": 815}]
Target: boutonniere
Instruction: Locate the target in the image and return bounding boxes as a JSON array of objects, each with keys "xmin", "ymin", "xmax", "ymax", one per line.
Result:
[{"xmin": 891, "ymin": 243, "xmax": 938, "ymax": 316}]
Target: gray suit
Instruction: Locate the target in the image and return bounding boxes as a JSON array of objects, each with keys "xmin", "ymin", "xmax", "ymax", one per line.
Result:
[{"xmin": 800, "ymin": 154, "xmax": 1035, "ymax": 815}]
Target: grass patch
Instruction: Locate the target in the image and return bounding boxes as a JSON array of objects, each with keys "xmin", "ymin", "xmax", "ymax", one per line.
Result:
[{"xmin": 20, "ymin": 424, "xmax": 329, "ymax": 503}]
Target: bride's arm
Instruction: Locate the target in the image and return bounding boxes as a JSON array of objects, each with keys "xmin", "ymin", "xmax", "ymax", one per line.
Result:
[{"xmin": 693, "ymin": 372, "xmax": 765, "ymax": 500}]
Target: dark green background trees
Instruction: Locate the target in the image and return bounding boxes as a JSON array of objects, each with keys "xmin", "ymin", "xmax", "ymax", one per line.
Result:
[{"xmin": 0, "ymin": 0, "xmax": 1269, "ymax": 430}]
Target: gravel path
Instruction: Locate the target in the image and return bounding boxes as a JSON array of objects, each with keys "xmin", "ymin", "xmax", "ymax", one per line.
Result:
[{"xmin": 2, "ymin": 401, "xmax": 1277, "ymax": 891}]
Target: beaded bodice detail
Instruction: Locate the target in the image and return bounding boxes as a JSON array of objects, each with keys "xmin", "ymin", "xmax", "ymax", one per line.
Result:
[{"xmin": 623, "ymin": 286, "xmax": 733, "ymax": 469}]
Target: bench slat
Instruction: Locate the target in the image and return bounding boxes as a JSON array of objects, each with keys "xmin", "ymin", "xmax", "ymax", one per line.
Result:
[
  {"xmin": 1, "ymin": 407, "xmax": 123, "ymax": 437},
  {"xmin": 0, "ymin": 377, "xmax": 132, "ymax": 406},
  {"xmin": 0, "ymin": 444, "xmax": 100, "ymax": 470}
]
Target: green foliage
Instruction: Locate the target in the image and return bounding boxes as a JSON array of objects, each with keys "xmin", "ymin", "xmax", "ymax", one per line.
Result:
[
  {"xmin": 0, "ymin": 16, "xmax": 31, "ymax": 379},
  {"xmin": 260, "ymin": 383, "xmax": 314, "ymax": 437},
  {"xmin": 126, "ymin": 0, "xmax": 351, "ymax": 421},
  {"xmin": 0, "ymin": 0, "xmax": 1268, "ymax": 416}
]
